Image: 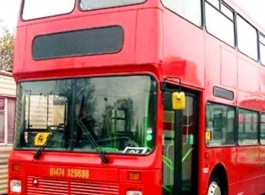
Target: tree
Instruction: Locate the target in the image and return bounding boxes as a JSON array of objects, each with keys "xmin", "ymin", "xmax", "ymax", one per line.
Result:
[{"xmin": 0, "ymin": 24, "xmax": 15, "ymax": 71}]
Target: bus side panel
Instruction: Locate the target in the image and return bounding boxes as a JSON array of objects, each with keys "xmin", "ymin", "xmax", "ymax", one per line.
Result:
[
  {"xmin": 135, "ymin": 8, "xmax": 163, "ymax": 64},
  {"xmin": 162, "ymin": 9, "xmax": 205, "ymax": 89},
  {"xmin": 236, "ymin": 146, "xmax": 259, "ymax": 194},
  {"xmin": 258, "ymin": 145, "xmax": 265, "ymax": 194},
  {"xmin": 15, "ymin": 11, "xmax": 138, "ymax": 77}
]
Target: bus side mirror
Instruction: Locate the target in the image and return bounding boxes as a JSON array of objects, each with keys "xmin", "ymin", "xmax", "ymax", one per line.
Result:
[{"xmin": 172, "ymin": 92, "xmax": 186, "ymax": 110}]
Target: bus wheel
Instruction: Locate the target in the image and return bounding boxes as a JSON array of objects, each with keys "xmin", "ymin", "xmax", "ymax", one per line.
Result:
[{"xmin": 207, "ymin": 176, "xmax": 222, "ymax": 195}]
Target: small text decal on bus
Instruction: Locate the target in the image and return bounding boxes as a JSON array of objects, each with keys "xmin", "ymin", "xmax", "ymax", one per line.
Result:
[
  {"xmin": 123, "ymin": 147, "xmax": 147, "ymax": 154},
  {"xmin": 49, "ymin": 167, "xmax": 89, "ymax": 179},
  {"xmin": 50, "ymin": 167, "xmax": 65, "ymax": 177}
]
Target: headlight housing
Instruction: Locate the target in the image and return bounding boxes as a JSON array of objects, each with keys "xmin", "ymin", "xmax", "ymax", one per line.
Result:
[
  {"xmin": 10, "ymin": 180, "xmax": 22, "ymax": 193},
  {"xmin": 126, "ymin": 190, "xmax": 142, "ymax": 195}
]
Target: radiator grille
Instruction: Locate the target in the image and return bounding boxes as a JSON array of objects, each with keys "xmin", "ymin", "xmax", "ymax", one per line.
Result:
[
  {"xmin": 27, "ymin": 177, "xmax": 68, "ymax": 195},
  {"xmin": 71, "ymin": 181, "xmax": 119, "ymax": 195},
  {"xmin": 27, "ymin": 177, "xmax": 119, "ymax": 195}
]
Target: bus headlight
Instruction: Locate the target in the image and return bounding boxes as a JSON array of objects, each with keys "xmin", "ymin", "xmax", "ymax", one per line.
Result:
[
  {"xmin": 10, "ymin": 180, "xmax": 22, "ymax": 193},
  {"xmin": 126, "ymin": 190, "xmax": 142, "ymax": 195}
]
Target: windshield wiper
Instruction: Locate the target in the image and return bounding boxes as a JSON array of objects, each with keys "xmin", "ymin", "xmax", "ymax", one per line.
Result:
[
  {"xmin": 78, "ymin": 118, "xmax": 109, "ymax": 164},
  {"xmin": 34, "ymin": 124, "xmax": 64, "ymax": 160}
]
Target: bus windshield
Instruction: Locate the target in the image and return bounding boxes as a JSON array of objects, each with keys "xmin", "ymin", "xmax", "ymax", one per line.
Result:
[
  {"xmin": 80, "ymin": 0, "xmax": 146, "ymax": 10},
  {"xmin": 14, "ymin": 75, "xmax": 157, "ymax": 155}
]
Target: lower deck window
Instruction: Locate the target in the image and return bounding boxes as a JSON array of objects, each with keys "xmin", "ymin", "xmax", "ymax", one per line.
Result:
[
  {"xmin": 238, "ymin": 109, "xmax": 258, "ymax": 146},
  {"xmin": 206, "ymin": 102, "xmax": 236, "ymax": 146}
]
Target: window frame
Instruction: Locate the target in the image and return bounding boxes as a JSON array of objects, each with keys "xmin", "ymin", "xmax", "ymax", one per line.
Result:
[
  {"xmin": 259, "ymin": 33, "xmax": 265, "ymax": 65},
  {"xmin": 0, "ymin": 97, "xmax": 14, "ymax": 146},
  {"xmin": 205, "ymin": 102, "xmax": 236, "ymax": 147},
  {"xmin": 13, "ymin": 74, "xmax": 158, "ymax": 156},
  {"xmin": 79, "ymin": 0, "xmax": 147, "ymax": 12},
  {"xmin": 237, "ymin": 108, "xmax": 259, "ymax": 146},
  {"xmin": 161, "ymin": 0, "xmax": 203, "ymax": 28},
  {"xmin": 236, "ymin": 14, "xmax": 259, "ymax": 61},
  {"xmin": 7, "ymin": 98, "xmax": 16, "ymax": 145},
  {"xmin": 32, "ymin": 25, "xmax": 124, "ymax": 60},
  {"xmin": 0, "ymin": 97, "xmax": 5, "ymax": 144},
  {"xmin": 205, "ymin": 0, "xmax": 235, "ymax": 47},
  {"xmin": 260, "ymin": 112, "xmax": 265, "ymax": 145},
  {"xmin": 21, "ymin": 0, "xmax": 76, "ymax": 21}
]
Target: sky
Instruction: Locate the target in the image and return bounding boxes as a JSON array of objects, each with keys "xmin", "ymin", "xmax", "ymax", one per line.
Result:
[
  {"xmin": 236, "ymin": 0, "xmax": 265, "ymax": 30},
  {"xmin": 0, "ymin": 0, "xmax": 264, "ymax": 33},
  {"xmin": 0, "ymin": 0, "xmax": 20, "ymax": 32}
]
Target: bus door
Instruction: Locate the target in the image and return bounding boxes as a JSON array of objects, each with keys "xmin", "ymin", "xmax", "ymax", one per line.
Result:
[{"xmin": 162, "ymin": 91, "xmax": 198, "ymax": 195}]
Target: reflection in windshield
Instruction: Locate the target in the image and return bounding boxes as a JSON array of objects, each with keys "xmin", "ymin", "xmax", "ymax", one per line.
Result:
[
  {"xmin": 14, "ymin": 75, "xmax": 157, "ymax": 155},
  {"xmin": 80, "ymin": 0, "xmax": 145, "ymax": 10}
]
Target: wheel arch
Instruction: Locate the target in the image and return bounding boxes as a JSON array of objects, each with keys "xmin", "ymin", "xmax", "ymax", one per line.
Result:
[{"xmin": 208, "ymin": 163, "xmax": 228, "ymax": 195}]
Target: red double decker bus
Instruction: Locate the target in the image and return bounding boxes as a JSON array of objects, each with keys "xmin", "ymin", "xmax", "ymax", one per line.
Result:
[{"xmin": 8, "ymin": 0, "xmax": 265, "ymax": 194}]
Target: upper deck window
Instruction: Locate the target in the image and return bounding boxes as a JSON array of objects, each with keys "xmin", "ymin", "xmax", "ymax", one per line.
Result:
[
  {"xmin": 161, "ymin": 0, "xmax": 202, "ymax": 27},
  {"xmin": 22, "ymin": 0, "xmax": 75, "ymax": 20},
  {"xmin": 207, "ymin": 0, "xmax": 219, "ymax": 8},
  {"xmin": 80, "ymin": 0, "xmax": 145, "ymax": 10},
  {"xmin": 237, "ymin": 15, "xmax": 258, "ymax": 60},
  {"xmin": 260, "ymin": 33, "xmax": 265, "ymax": 65},
  {"xmin": 205, "ymin": 1, "xmax": 235, "ymax": 47}
]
